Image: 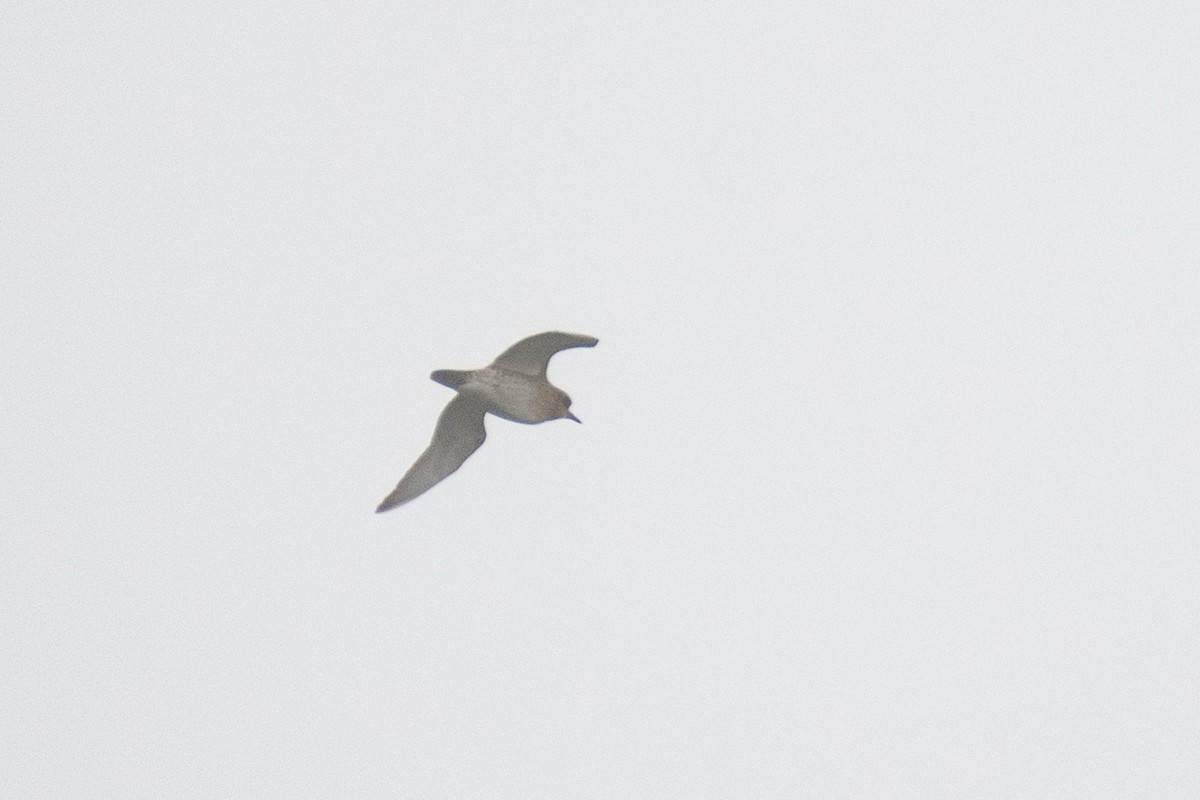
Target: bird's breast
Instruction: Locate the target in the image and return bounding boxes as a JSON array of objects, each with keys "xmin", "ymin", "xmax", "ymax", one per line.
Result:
[{"xmin": 459, "ymin": 369, "xmax": 563, "ymax": 423}]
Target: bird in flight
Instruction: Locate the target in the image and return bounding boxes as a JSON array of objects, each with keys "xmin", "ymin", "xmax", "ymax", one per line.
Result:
[{"xmin": 376, "ymin": 331, "xmax": 598, "ymax": 512}]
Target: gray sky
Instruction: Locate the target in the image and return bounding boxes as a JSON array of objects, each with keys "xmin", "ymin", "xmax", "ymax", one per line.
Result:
[{"xmin": 3, "ymin": 2, "xmax": 1198, "ymax": 797}]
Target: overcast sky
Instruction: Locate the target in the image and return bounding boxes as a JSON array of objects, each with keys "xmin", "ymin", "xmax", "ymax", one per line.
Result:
[{"xmin": 3, "ymin": 2, "xmax": 1198, "ymax": 797}]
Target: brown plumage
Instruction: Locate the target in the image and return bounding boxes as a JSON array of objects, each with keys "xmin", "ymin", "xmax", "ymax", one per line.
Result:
[{"xmin": 376, "ymin": 331, "xmax": 598, "ymax": 513}]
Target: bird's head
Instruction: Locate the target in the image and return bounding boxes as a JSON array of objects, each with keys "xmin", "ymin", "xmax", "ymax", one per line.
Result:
[{"xmin": 559, "ymin": 392, "xmax": 581, "ymax": 423}]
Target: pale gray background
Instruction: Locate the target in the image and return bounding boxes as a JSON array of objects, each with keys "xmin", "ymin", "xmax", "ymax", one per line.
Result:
[{"xmin": 3, "ymin": 2, "xmax": 1197, "ymax": 797}]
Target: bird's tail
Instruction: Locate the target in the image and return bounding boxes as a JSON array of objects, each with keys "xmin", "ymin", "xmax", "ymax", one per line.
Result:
[{"xmin": 430, "ymin": 369, "xmax": 471, "ymax": 389}]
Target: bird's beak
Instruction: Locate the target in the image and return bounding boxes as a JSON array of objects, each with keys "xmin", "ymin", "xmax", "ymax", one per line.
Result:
[{"xmin": 565, "ymin": 412, "xmax": 582, "ymax": 423}]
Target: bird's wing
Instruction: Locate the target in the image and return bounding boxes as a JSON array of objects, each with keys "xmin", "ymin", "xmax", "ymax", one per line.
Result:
[
  {"xmin": 376, "ymin": 395, "xmax": 488, "ymax": 512},
  {"xmin": 490, "ymin": 331, "xmax": 599, "ymax": 377}
]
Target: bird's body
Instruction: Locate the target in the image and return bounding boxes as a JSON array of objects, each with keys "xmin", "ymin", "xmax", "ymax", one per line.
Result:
[
  {"xmin": 376, "ymin": 331, "xmax": 597, "ymax": 513},
  {"xmin": 440, "ymin": 367, "xmax": 574, "ymax": 424}
]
